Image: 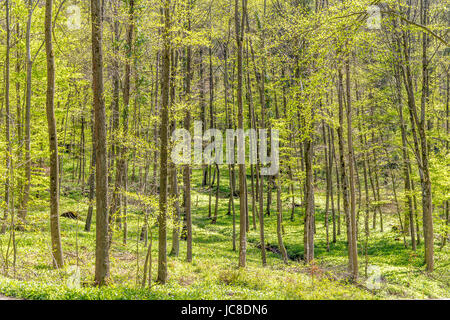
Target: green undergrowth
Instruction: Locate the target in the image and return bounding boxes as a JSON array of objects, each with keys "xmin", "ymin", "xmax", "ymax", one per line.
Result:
[{"xmin": 0, "ymin": 168, "xmax": 448, "ymax": 300}]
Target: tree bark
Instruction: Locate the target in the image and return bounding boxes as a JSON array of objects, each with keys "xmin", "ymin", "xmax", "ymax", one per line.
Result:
[
  {"xmin": 184, "ymin": 1, "xmax": 192, "ymax": 262},
  {"xmin": 45, "ymin": 0, "xmax": 64, "ymax": 268},
  {"xmin": 92, "ymin": 0, "xmax": 110, "ymax": 285},
  {"xmin": 235, "ymin": 0, "xmax": 247, "ymax": 268},
  {"xmin": 157, "ymin": 0, "xmax": 171, "ymax": 284},
  {"xmin": 345, "ymin": 59, "xmax": 358, "ymax": 280}
]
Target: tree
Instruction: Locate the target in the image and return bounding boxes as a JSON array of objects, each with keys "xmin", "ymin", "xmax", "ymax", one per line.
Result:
[
  {"xmin": 91, "ymin": 0, "xmax": 110, "ymax": 285},
  {"xmin": 345, "ymin": 59, "xmax": 358, "ymax": 280},
  {"xmin": 157, "ymin": 0, "xmax": 171, "ymax": 284},
  {"xmin": 235, "ymin": 0, "xmax": 247, "ymax": 268},
  {"xmin": 184, "ymin": 0, "xmax": 193, "ymax": 263},
  {"xmin": 20, "ymin": 0, "xmax": 37, "ymax": 225},
  {"xmin": 45, "ymin": 0, "xmax": 64, "ymax": 268},
  {"xmin": 1, "ymin": 0, "xmax": 11, "ymax": 235}
]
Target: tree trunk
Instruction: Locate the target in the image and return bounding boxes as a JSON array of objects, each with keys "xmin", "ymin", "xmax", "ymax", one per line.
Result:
[
  {"xmin": 21, "ymin": 0, "xmax": 35, "ymax": 225},
  {"xmin": 45, "ymin": 0, "xmax": 64, "ymax": 268},
  {"xmin": 91, "ymin": 0, "xmax": 110, "ymax": 285},
  {"xmin": 85, "ymin": 106, "xmax": 96, "ymax": 232},
  {"xmin": 235, "ymin": 0, "xmax": 247, "ymax": 268},
  {"xmin": 2, "ymin": 0, "xmax": 11, "ymax": 235},
  {"xmin": 157, "ymin": 0, "xmax": 171, "ymax": 284},
  {"xmin": 184, "ymin": 1, "xmax": 192, "ymax": 262},
  {"xmin": 303, "ymin": 137, "xmax": 315, "ymax": 263},
  {"xmin": 345, "ymin": 59, "xmax": 358, "ymax": 280}
]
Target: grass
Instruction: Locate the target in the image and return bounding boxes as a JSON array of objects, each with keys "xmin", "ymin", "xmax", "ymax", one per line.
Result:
[{"xmin": 0, "ymin": 166, "xmax": 448, "ymax": 300}]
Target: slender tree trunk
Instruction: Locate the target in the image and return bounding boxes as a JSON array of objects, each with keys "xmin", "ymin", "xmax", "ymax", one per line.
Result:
[
  {"xmin": 157, "ymin": 0, "xmax": 171, "ymax": 284},
  {"xmin": 276, "ymin": 173, "xmax": 289, "ymax": 264},
  {"xmin": 419, "ymin": 0, "xmax": 434, "ymax": 272},
  {"xmin": 85, "ymin": 106, "xmax": 96, "ymax": 232},
  {"xmin": 245, "ymin": 46, "xmax": 258, "ymax": 230},
  {"xmin": 235, "ymin": 0, "xmax": 247, "ymax": 268},
  {"xmin": 337, "ymin": 66, "xmax": 351, "ymax": 274},
  {"xmin": 45, "ymin": 0, "xmax": 64, "ymax": 268},
  {"xmin": 121, "ymin": 0, "xmax": 134, "ymax": 244},
  {"xmin": 199, "ymin": 48, "xmax": 208, "ymax": 187},
  {"xmin": 345, "ymin": 59, "xmax": 358, "ymax": 280},
  {"xmin": 329, "ymin": 126, "xmax": 337, "ymax": 243},
  {"xmin": 169, "ymin": 49, "xmax": 180, "ymax": 256},
  {"xmin": 184, "ymin": 1, "xmax": 192, "ymax": 262},
  {"xmin": 212, "ymin": 164, "xmax": 220, "ymax": 224},
  {"xmin": 21, "ymin": 0, "xmax": 35, "ymax": 225},
  {"xmin": 2, "ymin": 0, "xmax": 12, "ymax": 235},
  {"xmin": 394, "ymin": 58, "xmax": 416, "ymax": 250},
  {"xmin": 92, "ymin": 0, "xmax": 110, "ymax": 286},
  {"xmin": 322, "ymin": 121, "xmax": 330, "ymax": 252},
  {"xmin": 303, "ymin": 137, "xmax": 315, "ymax": 263}
]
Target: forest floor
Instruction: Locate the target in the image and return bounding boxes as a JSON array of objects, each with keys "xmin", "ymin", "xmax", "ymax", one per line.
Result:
[{"xmin": 0, "ymin": 168, "xmax": 448, "ymax": 300}]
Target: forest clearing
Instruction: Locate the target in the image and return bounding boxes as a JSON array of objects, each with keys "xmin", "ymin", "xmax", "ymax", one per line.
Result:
[{"xmin": 0, "ymin": 0, "xmax": 448, "ymax": 301}]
